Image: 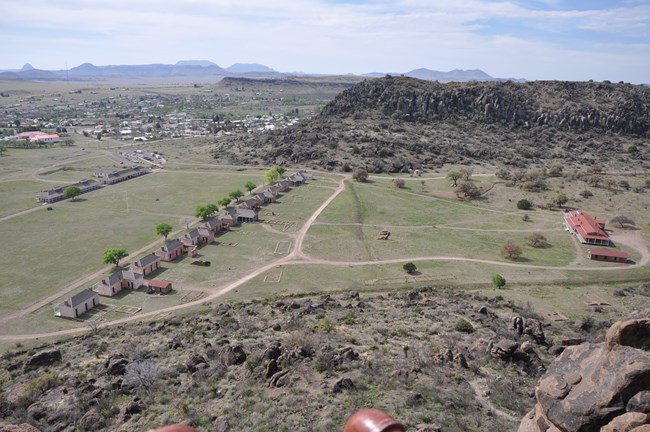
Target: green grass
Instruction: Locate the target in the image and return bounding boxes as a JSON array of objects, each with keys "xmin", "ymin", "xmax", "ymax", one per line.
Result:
[{"xmin": 0, "ymin": 180, "xmax": 45, "ymax": 217}]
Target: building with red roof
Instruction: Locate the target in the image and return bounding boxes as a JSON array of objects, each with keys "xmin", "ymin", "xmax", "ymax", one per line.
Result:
[
  {"xmin": 588, "ymin": 249, "xmax": 629, "ymax": 263},
  {"xmin": 563, "ymin": 210, "xmax": 610, "ymax": 246}
]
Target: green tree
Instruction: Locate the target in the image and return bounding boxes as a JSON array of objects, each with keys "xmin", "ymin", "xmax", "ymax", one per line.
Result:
[
  {"xmin": 264, "ymin": 169, "xmax": 280, "ymax": 185},
  {"xmin": 229, "ymin": 189, "xmax": 244, "ymax": 203},
  {"xmin": 62, "ymin": 139, "xmax": 75, "ymax": 147},
  {"xmin": 103, "ymin": 247, "xmax": 128, "ymax": 267},
  {"xmin": 218, "ymin": 197, "xmax": 231, "ymax": 209},
  {"xmin": 0, "ymin": 143, "xmax": 6, "ymax": 155},
  {"xmin": 492, "ymin": 274, "xmax": 506, "ymax": 289},
  {"xmin": 63, "ymin": 185, "xmax": 81, "ymax": 201},
  {"xmin": 244, "ymin": 181, "xmax": 257, "ymax": 194},
  {"xmin": 274, "ymin": 166, "xmax": 287, "ymax": 177},
  {"xmin": 403, "ymin": 262, "xmax": 417, "ymax": 274},
  {"xmin": 195, "ymin": 204, "xmax": 218, "ymax": 220},
  {"xmin": 155, "ymin": 223, "xmax": 173, "ymax": 241},
  {"xmin": 446, "ymin": 171, "xmax": 462, "ymax": 187}
]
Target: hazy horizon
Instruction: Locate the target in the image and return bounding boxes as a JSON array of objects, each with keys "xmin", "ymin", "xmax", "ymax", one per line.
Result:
[{"xmin": 2, "ymin": 0, "xmax": 649, "ymax": 84}]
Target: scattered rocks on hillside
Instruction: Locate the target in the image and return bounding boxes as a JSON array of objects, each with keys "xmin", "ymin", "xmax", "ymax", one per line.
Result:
[
  {"xmin": 518, "ymin": 318, "xmax": 650, "ymax": 431},
  {"xmin": 23, "ymin": 348, "xmax": 61, "ymax": 372},
  {"xmin": 0, "ymin": 423, "xmax": 42, "ymax": 432},
  {"xmin": 489, "ymin": 339, "xmax": 545, "ymax": 377},
  {"xmin": 186, "ymin": 353, "xmax": 208, "ymax": 373},
  {"xmin": 118, "ymin": 398, "xmax": 146, "ymax": 423},
  {"xmin": 213, "ymin": 416, "xmax": 231, "ymax": 432}
]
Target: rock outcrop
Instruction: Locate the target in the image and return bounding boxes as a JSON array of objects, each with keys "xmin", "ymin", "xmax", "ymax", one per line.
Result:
[
  {"xmin": 518, "ymin": 318, "xmax": 650, "ymax": 432},
  {"xmin": 23, "ymin": 349, "xmax": 61, "ymax": 372}
]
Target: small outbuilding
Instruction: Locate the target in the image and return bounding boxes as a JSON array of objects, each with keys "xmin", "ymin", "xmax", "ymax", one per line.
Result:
[
  {"xmin": 588, "ymin": 248, "xmax": 629, "ymax": 263},
  {"xmin": 56, "ymin": 289, "xmax": 100, "ymax": 318},
  {"xmin": 148, "ymin": 279, "xmax": 173, "ymax": 295}
]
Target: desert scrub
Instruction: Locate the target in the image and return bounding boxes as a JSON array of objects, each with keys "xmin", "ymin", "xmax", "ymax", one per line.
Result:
[
  {"xmin": 16, "ymin": 371, "xmax": 61, "ymax": 408},
  {"xmin": 455, "ymin": 319, "xmax": 475, "ymax": 334}
]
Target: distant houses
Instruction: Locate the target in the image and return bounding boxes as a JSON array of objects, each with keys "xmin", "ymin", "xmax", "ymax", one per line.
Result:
[
  {"xmin": 36, "ymin": 179, "xmax": 101, "ymax": 203},
  {"xmin": 93, "ymin": 166, "xmax": 149, "ymax": 185},
  {"xmin": 58, "ymin": 171, "xmax": 315, "ymax": 316}
]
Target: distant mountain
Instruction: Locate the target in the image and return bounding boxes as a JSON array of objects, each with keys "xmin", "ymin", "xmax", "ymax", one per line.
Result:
[
  {"xmin": 175, "ymin": 60, "xmax": 220, "ymax": 67},
  {"xmin": 405, "ymin": 68, "xmax": 494, "ymax": 82},
  {"xmin": 226, "ymin": 63, "xmax": 277, "ymax": 74},
  {"xmin": 21, "ymin": 63, "xmax": 35, "ymax": 71}
]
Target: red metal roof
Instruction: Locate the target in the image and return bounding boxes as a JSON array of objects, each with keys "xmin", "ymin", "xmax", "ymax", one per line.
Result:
[
  {"xmin": 148, "ymin": 279, "xmax": 172, "ymax": 289},
  {"xmin": 588, "ymin": 249, "xmax": 629, "ymax": 259},
  {"xmin": 565, "ymin": 211, "xmax": 609, "ymax": 241}
]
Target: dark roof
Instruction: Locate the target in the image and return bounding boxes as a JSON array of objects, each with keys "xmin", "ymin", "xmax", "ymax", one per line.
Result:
[
  {"xmin": 135, "ymin": 253, "xmax": 160, "ymax": 267},
  {"xmin": 103, "ymin": 271, "xmax": 123, "ymax": 286},
  {"xmin": 204, "ymin": 218, "xmax": 222, "ymax": 229},
  {"xmin": 236, "ymin": 208, "xmax": 256, "ymax": 218},
  {"xmin": 184, "ymin": 229, "xmax": 200, "ymax": 239},
  {"xmin": 588, "ymin": 249, "xmax": 629, "ymax": 259},
  {"xmin": 69, "ymin": 289, "xmax": 98, "ymax": 307},
  {"xmin": 198, "ymin": 227, "xmax": 212, "ymax": 236},
  {"xmin": 148, "ymin": 279, "xmax": 172, "ymax": 289},
  {"xmin": 162, "ymin": 239, "xmax": 183, "ymax": 251}
]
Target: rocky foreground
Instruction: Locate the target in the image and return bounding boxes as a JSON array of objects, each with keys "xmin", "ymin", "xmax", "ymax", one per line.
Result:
[{"xmin": 0, "ymin": 287, "xmax": 647, "ymax": 432}]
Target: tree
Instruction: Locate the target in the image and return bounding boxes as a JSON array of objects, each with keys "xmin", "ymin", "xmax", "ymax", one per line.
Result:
[
  {"xmin": 352, "ymin": 168, "xmax": 368, "ymax": 182},
  {"xmin": 393, "ymin": 178, "xmax": 406, "ymax": 189},
  {"xmin": 526, "ymin": 232, "xmax": 548, "ymax": 248},
  {"xmin": 218, "ymin": 197, "xmax": 231, "ymax": 208},
  {"xmin": 244, "ymin": 181, "xmax": 257, "ymax": 194},
  {"xmin": 264, "ymin": 169, "xmax": 280, "ymax": 185},
  {"xmin": 229, "ymin": 189, "xmax": 244, "ymax": 203},
  {"xmin": 446, "ymin": 171, "xmax": 462, "ymax": 187},
  {"xmin": 274, "ymin": 166, "xmax": 287, "ymax": 177},
  {"xmin": 103, "ymin": 247, "xmax": 128, "ymax": 267},
  {"xmin": 610, "ymin": 215, "xmax": 635, "ymax": 229},
  {"xmin": 403, "ymin": 262, "xmax": 417, "ymax": 274},
  {"xmin": 195, "ymin": 204, "xmax": 217, "ymax": 220},
  {"xmin": 455, "ymin": 181, "xmax": 481, "ymax": 199},
  {"xmin": 62, "ymin": 139, "xmax": 75, "ymax": 147},
  {"xmin": 492, "ymin": 274, "xmax": 506, "ymax": 289},
  {"xmin": 517, "ymin": 199, "xmax": 532, "ymax": 210},
  {"xmin": 0, "ymin": 143, "xmax": 6, "ymax": 156},
  {"xmin": 551, "ymin": 193, "xmax": 568, "ymax": 208},
  {"xmin": 459, "ymin": 167, "xmax": 474, "ymax": 181},
  {"xmin": 63, "ymin": 185, "xmax": 81, "ymax": 201},
  {"xmin": 501, "ymin": 241, "xmax": 523, "ymax": 260},
  {"xmin": 123, "ymin": 361, "xmax": 161, "ymax": 395},
  {"xmin": 155, "ymin": 223, "xmax": 173, "ymax": 241}
]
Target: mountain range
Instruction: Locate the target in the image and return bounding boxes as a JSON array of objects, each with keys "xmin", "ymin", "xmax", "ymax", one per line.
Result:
[{"xmin": 0, "ymin": 60, "xmax": 517, "ymax": 82}]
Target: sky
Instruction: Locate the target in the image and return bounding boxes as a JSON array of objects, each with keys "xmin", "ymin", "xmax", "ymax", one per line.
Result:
[{"xmin": 1, "ymin": 0, "xmax": 649, "ymax": 83}]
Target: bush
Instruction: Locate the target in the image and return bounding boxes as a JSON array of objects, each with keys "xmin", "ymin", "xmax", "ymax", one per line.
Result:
[
  {"xmin": 517, "ymin": 199, "xmax": 531, "ymax": 210},
  {"xmin": 492, "ymin": 274, "xmax": 506, "ymax": 289},
  {"xmin": 526, "ymin": 232, "xmax": 548, "ymax": 248},
  {"xmin": 455, "ymin": 319, "xmax": 474, "ymax": 333},
  {"xmin": 579, "ymin": 189, "xmax": 593, "ymax": 198},
  {"xmin": 403, "ymin": 262, "xmax": 417, "ymax": 274},
  {"xmin": 501, "ymin": 241, "xmax": 523, "ymax": 260},
  {"xmin": 352, "ymin": 169, "xmax": 368, "ymax": 182},
  {"xmin": 393, "ymin": 178, "xmax": 406, "ymax": 188}
]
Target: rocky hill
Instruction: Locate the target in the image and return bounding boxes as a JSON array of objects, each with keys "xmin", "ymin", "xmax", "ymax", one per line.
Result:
[
  {"xmin": 0, "ymin": 287, "xmax": 621, "ymax": 432},
  {"xmin": 212, "ymin": 77, "xmax": 650, "ymax": 172}
]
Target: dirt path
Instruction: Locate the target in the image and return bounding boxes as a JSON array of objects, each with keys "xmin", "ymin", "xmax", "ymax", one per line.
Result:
[{"xmin": 611, "ymin": 230, "xmax": 650, "ymax": 266}]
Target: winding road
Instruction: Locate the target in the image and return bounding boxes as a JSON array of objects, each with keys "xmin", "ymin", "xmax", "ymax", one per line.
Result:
[{"xmin": 1, "ymin": 174, "xmax": 648, "ymax": 342}]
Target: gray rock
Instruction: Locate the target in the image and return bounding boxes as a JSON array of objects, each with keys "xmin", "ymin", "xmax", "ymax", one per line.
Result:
[
  {"xmin": 78, "ymin": 409, "xmax": 105, "ymax": 431},
  {"xmin": 219, "ymin": 345, "xmax": 247, "ymax": 366},
  {"xmin": 23, "ymin": 348, "xmax": 62, "ymax": 372}
]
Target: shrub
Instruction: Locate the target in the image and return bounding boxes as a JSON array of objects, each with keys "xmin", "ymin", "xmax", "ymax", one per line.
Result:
[
  {"xmin": 403, "ymin": 262, "xmax": 417, "ymax": 274},
  {"xmin": 501, "ymin": 241, "xmax": 523, "ymax": 260},
  {"xmin": 352, "ymin": 169, "xmax": 368, "ymax": 182},
  {"xmin": 455, "ymin": 319, "xmax": 474, "ymax": 334},
  {"xmin": 579, "ymin": 189, "xmax": 593, "ymax": 198},
  {"xmin": 517, "ymin": 199, "xmax": 531, "ymax": 210},
  {"xmin": 393, "ymin": 178, "xmax": 406, "ymax": 188},
  {"xmin": 317, "ymin": 318, "xmax": 336, "ymax": 333},
  {"xmin": 492, "ymin": 274, "xmax": 506, "ymax": 289},
  {"xmin": 526, "ymin": 232, "xmax": 548, "ymax": 248}
]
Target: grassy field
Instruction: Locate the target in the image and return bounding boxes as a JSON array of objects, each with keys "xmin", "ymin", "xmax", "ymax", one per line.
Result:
[{"xmin": 0, "ymin": 168, "xmax": 263, "ymax": 315}]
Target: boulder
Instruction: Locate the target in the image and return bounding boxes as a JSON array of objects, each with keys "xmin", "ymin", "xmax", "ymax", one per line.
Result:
[
  {"xmin": 213, "ymin": 415, "xmax": 230, "ymax": 432},
  {"xmin": 186, "ymin": 353, "xmax": 208, "ymax": 373},
  {"xmin": 118, "ymin": 398, "xmax": 146, "ymax": 422},
  {"xmin": 517, "ymin": 318, "xmax": 650, "ymax": 431},
  {"xmin": 103, "ymin": 354, "xmax": 129, "ymax": 375},
  {"xmin": 265, "ymin": 359, "xmax": 279, "ymax": 379},
  {"xmin": 333, "ymin": 377, "xmax": 355, "ymax": 393},
  {"xmin": 627, "ymin": 391, "xmax": 650, "ymax": 414},
  {"xmin": 489, "ymin": 339, "xmax": 519, "ymax": 360},
  {"xmin": 23, "ymin": 348, "xmax": 62, "ymax": 372},
  {"xmin": 219, "ymin": 345, "xmax": 247, "ymax": 366},
  {"xmin": 605, "ymin": 318, "xmax": 650, "ymax": 350},
  {"xmin": 78, "ymin": 409, "xmax": 105, "ymax": 431}
]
